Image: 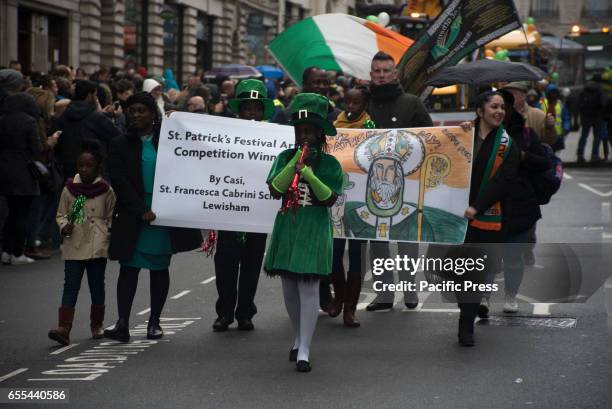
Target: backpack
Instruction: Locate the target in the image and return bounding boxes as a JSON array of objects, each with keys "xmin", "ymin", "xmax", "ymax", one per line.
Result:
[{"xmin": 530, "ymin": 142, "xmax": 563, "ymax": 205}]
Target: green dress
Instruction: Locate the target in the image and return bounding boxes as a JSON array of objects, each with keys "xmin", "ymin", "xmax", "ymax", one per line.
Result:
[
  {"xmin": 264, "ymin": 149, "xmax": 344, "ymax": 280},
  {"xmin": 122, "ymin": 136, "xmax": 173, "ymax": 270}
]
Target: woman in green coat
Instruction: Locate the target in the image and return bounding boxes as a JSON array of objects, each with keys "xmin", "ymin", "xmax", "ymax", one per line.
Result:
[{"xmin": 265, "ymin": 93, "xmax": 344, "ymax": 372}]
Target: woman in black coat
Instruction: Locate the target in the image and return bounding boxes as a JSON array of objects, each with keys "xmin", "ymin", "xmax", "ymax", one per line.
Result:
[
  {"xmin": 0, "ymin": 93, "xmax": 42, "ymax": 264},
  {"xmin": 103, "ymin": 92, "xmax": 201, "ymax": 342},
  {"xmin": 456, "ymin": 91, "xmax": 521, "ymax": 346}
]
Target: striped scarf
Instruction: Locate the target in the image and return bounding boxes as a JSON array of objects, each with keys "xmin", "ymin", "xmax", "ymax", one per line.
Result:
[{"xmin": 470, "ymin": 125, "xmax": 512, "ymax": 231}]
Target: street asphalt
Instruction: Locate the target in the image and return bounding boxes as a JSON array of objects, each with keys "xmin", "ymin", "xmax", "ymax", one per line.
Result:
[{"xmin": 0, "ymin": 167, "xmax": 611, "ymax": 409}]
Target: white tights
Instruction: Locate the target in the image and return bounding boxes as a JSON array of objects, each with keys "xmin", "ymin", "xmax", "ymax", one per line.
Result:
[{"xmin": 281, "ymin": 277, "xmax": 320, "ymax": 363}]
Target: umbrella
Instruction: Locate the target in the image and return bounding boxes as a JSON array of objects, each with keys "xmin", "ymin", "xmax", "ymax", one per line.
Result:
[
  {"xmin": 204, "ymin": 64, "xmax": 262, "ymax": 79},
  {"xmin": 256, "ymin": 65, "xmax": 284, "ymax": 79},
  {"xmin": 425, "ymin": 59, "xmax": 547, "ymax": 87}
]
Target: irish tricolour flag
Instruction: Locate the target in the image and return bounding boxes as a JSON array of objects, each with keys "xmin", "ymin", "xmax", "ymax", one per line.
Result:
[{"xmin": 267, "ymin": 14, "xmax": 414, "ymax": 87}]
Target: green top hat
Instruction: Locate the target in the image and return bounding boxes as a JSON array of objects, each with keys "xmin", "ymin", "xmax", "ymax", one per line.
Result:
[
  {"xmin": 289, "ymin": 93, "xmax": 337, "ymax": 136},
  {"xmin": 228, "ymin": 79, "xmax": 275, "ymax": 120}
]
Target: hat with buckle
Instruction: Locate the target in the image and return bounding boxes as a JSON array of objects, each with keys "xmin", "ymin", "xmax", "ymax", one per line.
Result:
[
  {"xmin": 228, "ymin": 79, "xmax": 275, "ymax": 120},
  {"xmin": 288, "ymin": 93, "xmax": 337, "ymax": 136}
]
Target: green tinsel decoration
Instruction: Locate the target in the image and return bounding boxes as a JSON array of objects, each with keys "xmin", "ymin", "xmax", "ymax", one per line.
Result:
[
  {"xmin": 364, "ymin": 119, "xmax": 376, "ymax": 129},
  {"xmin": 68, "ymin": 195, "xmax": 87, "ymax": 224},
  {"xmin": 236, "ymin": 232, "xmax": 247, "ymax": 244}
]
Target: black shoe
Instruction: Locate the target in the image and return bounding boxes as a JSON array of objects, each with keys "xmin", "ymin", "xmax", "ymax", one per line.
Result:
[
  {"xmin": 289, "ymin": 349, "xmax": 298, "ymax": 362},
  {"xmin": 212, "ymin": 317, "xmax": 232, "ymax": 332},
  {"xmin": 458, "ymin": 332, "xmax": 475, "ymax": 347},
  {"xmin": 237, "ymin": 319, "xmax": 254, "ymax": 331},
  {"xmin": 104, "ymin": 318, "xmax": 130, "ymax": 343},
  {"xmin": 147, "ymin": 316, "xmax": 163, "ymax": 339},
  {"xmin": 366, "ymin": 302, "xmax": 393, "ymax": 311},
  {"xmin": 477, "ymin": 299, "xmax": 489, "ymax": 319},
  {"xmin": 296, "ymin": 360, "xmax": 312, "ymax": 372}
]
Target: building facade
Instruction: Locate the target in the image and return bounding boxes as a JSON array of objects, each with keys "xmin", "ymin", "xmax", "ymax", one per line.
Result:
[
  {"xmin": 0, "ymin": 0, "xmax": 355, "ymax": 82},
  {"xmin": 514, "ymin": 0, "xmax": 612, "ymax": 37}
]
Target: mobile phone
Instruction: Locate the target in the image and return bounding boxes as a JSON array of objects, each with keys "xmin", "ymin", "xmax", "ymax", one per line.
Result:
[{"xmin": 113, "ymin": 101, "xmax": 121, "ymax": 109}]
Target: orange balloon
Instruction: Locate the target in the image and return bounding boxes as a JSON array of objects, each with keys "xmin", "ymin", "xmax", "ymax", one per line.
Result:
[{"xmin": 485, "ymin": 49, "xmax": 495, "ymax": 58}]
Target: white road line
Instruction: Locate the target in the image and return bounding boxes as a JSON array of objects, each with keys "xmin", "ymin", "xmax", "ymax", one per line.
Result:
[
  {"xmin": 50, "ymin": 344, "xmax": 79, "ymax": 355},
  {"xmin": 563, "ymin": 172, "xmax": 573, "ymax": 180},
  {"xmin": 516, "ymin": 294, "xmax": 540, "ymax": 303},
  {"xmin": 412, "ymin": 308, "xmax": 459, "ymax": 313},
  {"xmin": 171, "ymin": 290, "xmax": 191, "ymax": 300},
  {"xmin": 137, "ymin": 308, "xmax": 151, "ymax": 316},
  {"xmin": 532, "ymin": 303, "xmax": 553, "ymax": 315},
  {"xmin": 356, "ymin": 292, "xmax": 377, "ymax": 311},
  {"xmin": 0, "ymin": 368, "xmax": 28, "ymax": 383},
  {"xmin": 578, "ymin": 183, "xmax": 612, "ymax": 197},
  {"xmin": 201, "ymin": 276, "xmax": 216, "ymax": 284},
  {"xmin": 603, "ymin": 232, "xmax": 612, "ymax": 239}
]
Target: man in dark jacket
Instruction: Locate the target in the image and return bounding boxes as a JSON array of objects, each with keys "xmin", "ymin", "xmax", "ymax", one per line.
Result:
[
  {"xmin": 366, "ymin": 51, "xmax": 433, "ymax": 312},
  {"xmin": 55, "ymin": 80, "xmax": 120, "ymax": 179},
  {"xmin": 577, "ymin": 75, "xmax": 607, "ymax": 162}
]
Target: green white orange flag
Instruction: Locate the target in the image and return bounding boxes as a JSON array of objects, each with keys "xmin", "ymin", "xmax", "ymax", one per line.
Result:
[{"xmin": 266, "ymin": 14, "xmax": 414, "ymax": 87}]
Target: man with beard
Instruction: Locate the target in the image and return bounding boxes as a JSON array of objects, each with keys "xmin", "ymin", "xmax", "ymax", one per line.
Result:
[
  {"xmin": 343, "ymin": 131, "xmax": 463, "ymax": 242},
  {"xmin": 366, "ymin": 51, "xmax": 433, "ymax": 311}
]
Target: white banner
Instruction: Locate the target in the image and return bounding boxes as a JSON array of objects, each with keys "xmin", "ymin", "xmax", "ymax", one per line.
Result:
[
  {"xmin": 153, "ymin": 113, "xmax": 473, "ymax": 243},
  {"xmin": 152, "ymin": 112, "xmax": 295, "ymax": 233}
]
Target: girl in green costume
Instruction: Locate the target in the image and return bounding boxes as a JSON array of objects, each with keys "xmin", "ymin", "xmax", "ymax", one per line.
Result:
[{"xmin": 264, "ymin": 93, "xmax": 344, "ymax": 372}]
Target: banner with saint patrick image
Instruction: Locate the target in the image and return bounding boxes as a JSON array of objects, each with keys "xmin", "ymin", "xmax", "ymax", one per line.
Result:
[
  {"xmin": 152, "ymin": 113, "xmax": 473, "ymax": 244},
  {"xmin": 327, "ymin": 127, "xmax": 473, "ymax": 243}
]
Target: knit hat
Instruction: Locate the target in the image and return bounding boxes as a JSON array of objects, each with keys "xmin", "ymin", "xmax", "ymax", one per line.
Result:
[
  {"xmin": 545, "ymin": 84, "xmax": 559, "ymax": 96},
  {"xmin": 126, "ymin": 91, "xmax": 159, "ymax": 120},
  {"xmin": 228, "ymin": 79, "xmax": 275, "ymax": 120},
  {"xmin": 288, "ymin": 93, "xmax": 337, "ymax": 136},
  {"xmin": 0, "ymin": 69, "xmax": 24, "ymax": 92},
  {"xmin": 502, "ymin": 81, "xmax": 529, "ymax": 93}
]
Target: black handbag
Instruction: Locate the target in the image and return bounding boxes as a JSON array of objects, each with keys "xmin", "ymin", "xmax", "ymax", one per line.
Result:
[{"xmin": 28, "ymin": 160, "xmax": 59, "ymax": 193}]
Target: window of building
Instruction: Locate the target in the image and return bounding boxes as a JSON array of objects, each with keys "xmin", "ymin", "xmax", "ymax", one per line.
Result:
[
  {"xmin": 124, "ymin": 0, "xmax": 147, "ymax": 69},
  {"xmin": 196, "ymin": 13, "xmax": 213, "ymax": 70},
  {"xmin": 583, "ymin": 0, "xmax": 611, "ymax": 18},
  {"xmin": 162, "ymin": 3, "xmax": 179, "ymax": 72},
  {"xmin": 530, "ymin": 0, "xmax": 559, "ymax": 18},
  {"xmin": 246, "ymin": 12, "xmax": 266, "ymax": 65}
]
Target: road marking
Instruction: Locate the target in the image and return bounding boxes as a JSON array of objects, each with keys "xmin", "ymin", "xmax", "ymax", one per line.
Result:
[
  {"xmin": 171, "ymin": 290, "xmax": 191, "ymax": 300},
  {"xmin": 578, "ymin": 183, "xmax": 612, "ymax": 197},
  {"xmin": 356, "ymin": 292, "xmax": 377, "ymax": 311},
  {"xmin": 532, "ymin": 303, "xmax": 553, "ymax": 315},
  {"xmin": 0, "ymin": 368, "xmax": 28, "ymax": 382},
  {"xmin": 403, "ymin": 308, "xmax": 459, "ymax": 313},
  {"xmin": 137, "ymin": 308, "xmax": 151, "ymax": 316},
  {"xmin": 50, "ymin": 344, "xmax": 79, "ymax": 355},
  {"xmin": 516, "ymin": 294, "xmax": 540, "ymax": 303},
  {"xmin": 603, "ymin": 232, "xmax": 612, "ymax": 239},
  {"xmin": 563, "ymin": 172, "xmax": 573, "ymax": 180},
  {"xmin": 201, "ymin": 276, "xmax": 216, "ymax": 284}
]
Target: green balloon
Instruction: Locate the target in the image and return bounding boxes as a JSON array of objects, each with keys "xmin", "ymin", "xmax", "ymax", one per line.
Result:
[
  {"xmin": 366, "ymin": 15, "xmax": 379, "ymax": 23},
  {"xmin": 551, "ymin": 72, "xmax": 560, "ymax": 82},
  {"xmin": 495, "ymin": 50, "xmax": 506, "ymax": 60},
  {"xmin": 501, "ymin": 49, "xmax": 509, "ymax": 58},
  {"xmin": 526, "ymin": 17, "xmax": 535, "ymax": 25}
]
